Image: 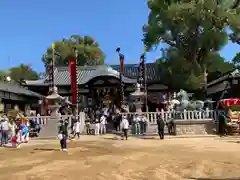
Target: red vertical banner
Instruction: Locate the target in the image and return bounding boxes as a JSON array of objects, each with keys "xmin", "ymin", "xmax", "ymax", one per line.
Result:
[
  {"xmin": 120, "ymin": 54, "xmax": 124, "ymax": 73},
  {"xmin": 68, "ymin": 57, "xmax": 77, "ymax": 105}
]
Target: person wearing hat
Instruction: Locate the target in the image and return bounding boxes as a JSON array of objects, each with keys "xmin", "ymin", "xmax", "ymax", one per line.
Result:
[
  {"xmin": 0, "ymin": 115, "xmax": 10, "ymax": 145},
  {"xmin": 121, "ymin": 115, "xmax": 129, "ymax": 140}
]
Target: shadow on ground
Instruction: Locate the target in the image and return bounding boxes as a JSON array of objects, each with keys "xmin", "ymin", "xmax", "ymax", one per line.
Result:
[
  {"xmin": 139, "ymin": 136, "xmax": 159, "ymax": 140},
  {"xmin": 188, "ymin": 177, "xmax": 240, "ymax": 180},
  {"xmin": 103, "ymin": 137, "xmax": 122, "ymax": 141},
  {"xmin": 33, "ymin": 148, "xmax": 60, "ymax": 151}
]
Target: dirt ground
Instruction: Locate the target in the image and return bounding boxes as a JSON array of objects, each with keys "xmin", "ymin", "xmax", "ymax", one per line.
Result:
[{"xmin": 0, "ymin": 135, "xmax": 240, "ymax": 180}]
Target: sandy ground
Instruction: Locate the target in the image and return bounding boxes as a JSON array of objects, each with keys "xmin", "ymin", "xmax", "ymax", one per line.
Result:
[{"xmin": 0, "ymin": 135, "xmax": 240, "ymax": 180}]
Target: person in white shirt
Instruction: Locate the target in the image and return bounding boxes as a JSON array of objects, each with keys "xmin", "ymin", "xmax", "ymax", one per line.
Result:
[
  {"xmin": 73, "ymin": 120, "xmax": 81, "ymax": 139},
  {"xmin": 8, "ymin": 121, "xmax": 16, "ymax": 138},
  {"xmin": 140, "ymin": 115, "xmax": 148, "ymax": 134},
  {"xmin": 100, "ymin": 115, "xmax": 106, "ymax": 135},
  {"xmin": 94, "ymin": 116, "xmax": 100, "ymax": 135},
  {"xmin": 133, "ymin": 114, "xmax": 141, "ymax": 135},
  {"xmin": 0, "ymin": 117, "xmax": 10, "ymax": 145},
  {"xmin": 121, "ymin": 115, "xmax": 129, "ymax": 140}
]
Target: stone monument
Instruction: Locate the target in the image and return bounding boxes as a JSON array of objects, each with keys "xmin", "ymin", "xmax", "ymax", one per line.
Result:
[
  {"xmin": 130, "ymin": 83, "xmax": 146, "ymax": 113},
  {"xmin": 39, "ymin": 86, "xmax": 61, "ymax": 138}
]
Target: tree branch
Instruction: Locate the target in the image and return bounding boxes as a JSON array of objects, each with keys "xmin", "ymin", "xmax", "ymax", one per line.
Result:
[
  {"xmin": 163, "ymin": 39, "xmax": 176, "ymax": 47},
  {"xmin": 232, "ymin": 0, "xmax": 240, "ymax": 9}
]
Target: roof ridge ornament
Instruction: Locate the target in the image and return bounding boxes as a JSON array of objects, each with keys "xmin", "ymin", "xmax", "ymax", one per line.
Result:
[{"xmin": 231, "ymin": 69, "xmax": 239, "ymax": 77}]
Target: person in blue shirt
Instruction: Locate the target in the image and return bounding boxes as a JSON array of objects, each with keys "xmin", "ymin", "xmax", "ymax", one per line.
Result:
[{"xmin": 19, "ymin": 123, "xmax": 29, "ymax": 142}]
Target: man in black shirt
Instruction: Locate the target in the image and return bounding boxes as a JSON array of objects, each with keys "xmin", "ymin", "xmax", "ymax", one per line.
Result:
[
  {"xmin": 58, "ymin": 120, "xmax": 68, "ymax": 151},
  {"xmin": 156, "ymin": 115, "xmax": 165, "ymax": 140}
]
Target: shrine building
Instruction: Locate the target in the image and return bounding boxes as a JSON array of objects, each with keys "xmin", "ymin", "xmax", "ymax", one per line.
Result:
[{"xmin": 24, "ymin": 63, "xmax": 168, "ymax": 111}]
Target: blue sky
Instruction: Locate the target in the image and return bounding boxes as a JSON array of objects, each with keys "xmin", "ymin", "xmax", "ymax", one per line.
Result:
[{"xmin": 0, "ymin": 0, "xmax": 239, "ymax": 73}]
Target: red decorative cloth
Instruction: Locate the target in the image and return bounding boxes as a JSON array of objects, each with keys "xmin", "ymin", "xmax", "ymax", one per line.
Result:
[{"xmin": 68, "ymin": 57, "xmax": 77, "ymax": 105}]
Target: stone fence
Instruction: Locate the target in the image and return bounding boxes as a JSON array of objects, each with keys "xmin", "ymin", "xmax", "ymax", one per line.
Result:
[
  {"xmin": 121, "ymin": 109, "xmax": 216, "ymax": 124},
  {"xmin": 24, "ymin": 110, "xmax": 216, "ymax": 125},
  {"xmin": 121, "ymin": 110, "xmax": 216, "ymax": 135},
  {"xmin": 25, "ymin": 114, "xmax": 84, "ymax": 127},
  {"xmin": 24, "ymin": 110, "xmax": 217, "ymax": 136}
]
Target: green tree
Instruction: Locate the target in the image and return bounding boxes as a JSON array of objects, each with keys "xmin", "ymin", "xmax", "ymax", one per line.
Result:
[
  {"xmin": 143, "ymin": 0, "xmax": 240, "ymax": 91},
  {"xmin": 9, "ymin": 64, "xmax": 39, "ymax": 84},
  {"xmin": 42, "ymin": 35, "xmax": 105, "ymax": 66},
  {"xmin": 0, "ymin": 70, "xmax": 10, "ymax": 81},
  {"xmin": 232, "ymin": 52, "xmax": 240, "ymax": 66},
  {"xmin": 158, "ymin": 49, "xmax": 235, "ymax": 91}
]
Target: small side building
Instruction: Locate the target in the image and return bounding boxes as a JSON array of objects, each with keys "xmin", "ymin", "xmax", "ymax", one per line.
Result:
[
  {"xmin": 207, "ymin": 69, "xmax": 240, "ymax": 101},
  {"xmin": 0, "ymin": 81, "xmax": 43, "ymax": 115}
]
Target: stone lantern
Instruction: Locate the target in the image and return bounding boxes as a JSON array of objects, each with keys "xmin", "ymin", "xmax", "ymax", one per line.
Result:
[
  {"xmin": 130, "ymin": 83, "xmax": 146, "ymax": 113},
  {"xmin": 46, "ymin": 86, "xmax": 61, "ymax": 117}
]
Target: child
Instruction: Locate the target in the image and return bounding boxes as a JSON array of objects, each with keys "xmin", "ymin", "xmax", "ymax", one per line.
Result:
[
  {"xmin": 3, "ymin": 136, "xmax": 20, "ymax": 148},
  {"xmin": 11, "ymin": 136, "xmax": 20, "ymax": 148}
]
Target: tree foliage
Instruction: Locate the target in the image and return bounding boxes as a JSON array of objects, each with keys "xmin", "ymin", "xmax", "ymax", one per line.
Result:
[
  {"xmin": 232, "ymin": 52, "xmax": 240, "ymax": 65},
  {"xmin": 9, "ymin": 64, "xmax": 39, "ymax": 83},
  {"xmin": 0, "ymin": 70, "xmax": 10, "ymax": 81},
  {"xmin": 42, "ymin": 35, "xmax": 105, "ymax": 67},
  {"xmin": 143, "ymin": 0, "xmax": 240, "ymax": 91},
  {"xmin": 0, "ymin": 64, "xmax": 40, "ymax": 84}
]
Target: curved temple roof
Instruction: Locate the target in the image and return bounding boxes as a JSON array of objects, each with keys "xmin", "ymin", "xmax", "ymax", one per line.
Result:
[{"xmin": 25, "ymin": 63, "xmax": 161, "ymax": 86}]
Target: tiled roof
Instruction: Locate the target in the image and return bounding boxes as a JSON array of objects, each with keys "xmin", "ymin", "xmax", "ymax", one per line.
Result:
[
  {"xmin": 54, "ymin": 65, "xmax": 137, "ymax": 85},
  {"xmin": 207, "ymin": 69, "xmax": 240, "ymax": 87},
  {"xmin": 25, "ymin": 79, "xmax": 47, "ymax": 86},
  {"xmin": 25, "ymin": 63, "xmax": 161, "ymax": 86},
  {"xmin": 111, "ymin": 63, "xmax": 161, "ymax": 82},
  {"xmin": 0, "ymin": 81, "xmax": 43, "ymax": 98}
]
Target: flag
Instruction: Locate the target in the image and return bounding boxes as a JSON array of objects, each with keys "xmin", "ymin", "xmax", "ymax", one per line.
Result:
[
  {"xmin": 138, "ymin": 55, "xmax": 145, "ymax": 87},
  {"xmin": 68, "ymin": 57, "xmax": 77, "ymax": 105},
  {"xmin": 47, "ymin": 63, "xmax": 54, "ymax": 91}
]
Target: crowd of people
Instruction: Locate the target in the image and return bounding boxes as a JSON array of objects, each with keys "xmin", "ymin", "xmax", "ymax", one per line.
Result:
[
  {"xmin": 0, "ymin": 114, "xmax": 41, "ymax": 148},
  {"xmin": 55, "ymin": 105, "xmax": 174, "ymax": 152}
]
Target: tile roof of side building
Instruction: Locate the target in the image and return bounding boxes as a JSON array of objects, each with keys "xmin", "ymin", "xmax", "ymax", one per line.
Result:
[
  {"xmin": 25, "ymin": 63, "xmax": 161, "ymax": 86},
  {"xmin": 0, "ymin": 81, "xmax": 43, "ymax": 98},
  {"xmin": 207, "ymin": 69, "xmax": 240, "ymax": 87}
]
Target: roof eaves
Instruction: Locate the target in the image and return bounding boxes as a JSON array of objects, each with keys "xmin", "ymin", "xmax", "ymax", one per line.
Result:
[{"xmin": 207, "ymin": 69, "xmax": 240, "ymax": 87}]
